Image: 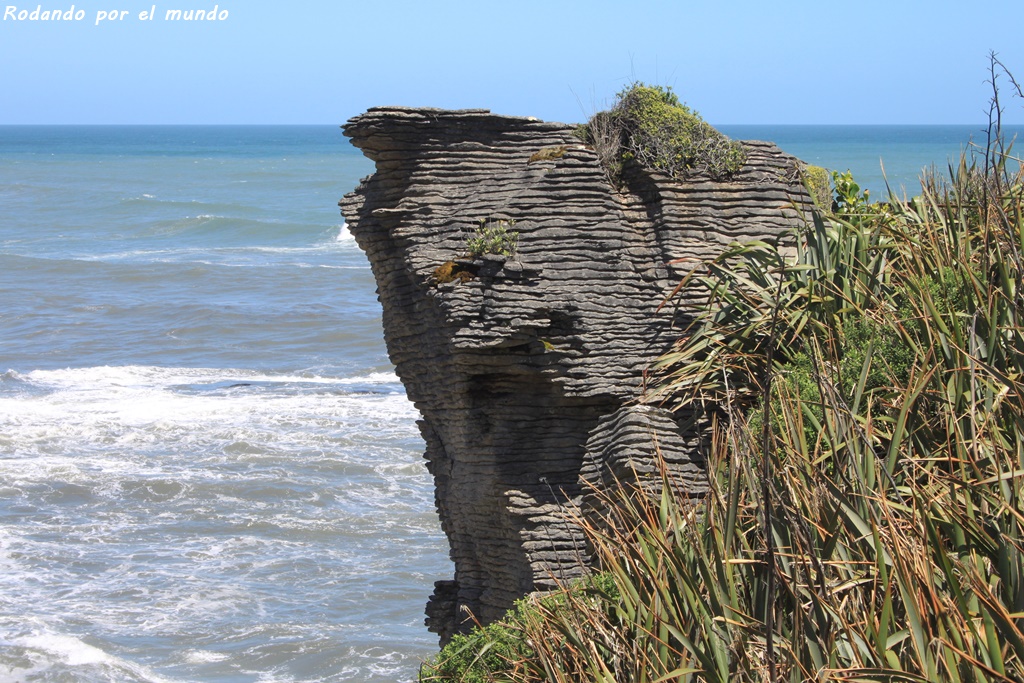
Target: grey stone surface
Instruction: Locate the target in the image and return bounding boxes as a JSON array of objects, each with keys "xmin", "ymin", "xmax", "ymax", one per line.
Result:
[{"xmin": 339, "ymin": 106, "xmax": 812, "ymax": 643}]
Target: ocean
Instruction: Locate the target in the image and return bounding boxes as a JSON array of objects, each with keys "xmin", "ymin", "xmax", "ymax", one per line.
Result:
[
  {"xmin": 721, "ymin": 123, "xmax": 1022, "ymax": 200},
  {"xmin": 0, "ymin": 123, "xmax": 1017, "ymax": 683}
]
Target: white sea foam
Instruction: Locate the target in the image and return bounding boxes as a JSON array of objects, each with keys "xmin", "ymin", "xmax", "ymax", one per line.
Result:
[
  {"xmin": 183, "ymin": 649, "xmax": 228, "ymax": 664},
  {"xmin": 9, "ymin": 631, "xmax": 179, "ymax": 683},
  {"xmin": 0, "ymin": 363, "xmax": 442, "ymax": 681},
  {"xmin": 21, "ymin": 365, "xmax": 400, "ymax": 389},
  {"xmin": 84, "ymin": 240, "xmax": 362, "ymax": 265},
  {"xmin": 0, "ymin": 365, "xmax": 416, "ymax": 483},
  {"xmin": 20, "ymin": 633, "xmax": 111, "ymax": 666},
  {"xmin": 336, "ymin": 222, "xmax": 354, "ymax": 243}
]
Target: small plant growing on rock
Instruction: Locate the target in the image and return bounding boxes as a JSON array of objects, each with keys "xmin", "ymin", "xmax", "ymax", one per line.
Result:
[{"xmin": 466, "ymin": 218, "xmax": 518, "ymax": 257}]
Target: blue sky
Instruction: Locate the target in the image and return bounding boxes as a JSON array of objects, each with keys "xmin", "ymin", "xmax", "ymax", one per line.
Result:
[{"xmin": 2, "ymin": 0, "xmax": 1023, "ymax": 125}]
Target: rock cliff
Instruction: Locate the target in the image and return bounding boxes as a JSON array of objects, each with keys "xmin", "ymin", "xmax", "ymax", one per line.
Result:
[{"xmin": 339, "ymin": 106, "xmax": 813, "ymax": 643}]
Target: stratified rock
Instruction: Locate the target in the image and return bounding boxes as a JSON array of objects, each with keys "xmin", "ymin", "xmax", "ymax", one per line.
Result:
[{"xmin": 339, "ymin": 106, "xmax": 812, "ymax": 643}]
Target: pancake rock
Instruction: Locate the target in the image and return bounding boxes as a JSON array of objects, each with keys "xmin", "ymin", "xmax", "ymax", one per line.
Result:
[{"xmin": 339, "ymin": 106, "xmax": 813, "ymax": 643}]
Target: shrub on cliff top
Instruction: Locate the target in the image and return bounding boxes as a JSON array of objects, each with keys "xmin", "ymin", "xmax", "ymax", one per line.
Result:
[{"xmin": 576, "ymin": 83, "xmax": 746, "ymax": 183}]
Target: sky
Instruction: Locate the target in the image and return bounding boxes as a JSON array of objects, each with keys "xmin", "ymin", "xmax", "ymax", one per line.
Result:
[{"xmin": 1, "ymin": 0, "xmax": 1023, "ymax": 125}]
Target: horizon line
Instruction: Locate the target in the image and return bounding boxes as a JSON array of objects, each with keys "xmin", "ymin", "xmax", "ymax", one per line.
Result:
[{"xmin": 0, "ymin": 121, "xmax": 1018, "ymax": 127}]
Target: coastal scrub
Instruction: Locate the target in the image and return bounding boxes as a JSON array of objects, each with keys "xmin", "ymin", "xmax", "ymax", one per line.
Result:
[
  {"xmin": 421, "ymin": 116, "xmax": 1024, "ymax": 681},
  {"xmin": 576, "ymin": 83, "xmax": 746, "ymax": 183}
]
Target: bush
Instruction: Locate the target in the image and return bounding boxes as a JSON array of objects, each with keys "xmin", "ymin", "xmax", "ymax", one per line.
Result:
[
  {"xmin": 801, "ymin": 164, "xmax": 832, "ymax": 211},
  {"xmin": 577, "ymin": 83, "xmax": 746, "ymax": 183},
  {"xmin": 419, "ymin": 574, "xmax": 617, "ymax": 682},
  {"xmin": 419, "ymin": 616, "xmax": 531, "ymax": 683}
]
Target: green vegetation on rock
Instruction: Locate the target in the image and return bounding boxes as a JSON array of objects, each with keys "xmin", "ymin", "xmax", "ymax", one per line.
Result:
[
  {"xmin": 576, "ymin": 83, "xmax": 746, "ymax": 183},
  {"xmin": 466, "ymin": 218, "xmax": 519, "ymax": 258},
  {"xmin": 800, "ymin": 164, "xmax": 831, "ymax": 211},
  {"xmin": 419, "ymin": 573, "xmax": 617, "ymax": 682}
]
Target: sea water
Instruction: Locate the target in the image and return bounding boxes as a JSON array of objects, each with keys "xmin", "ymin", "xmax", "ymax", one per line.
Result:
[
  {"xmin": 0, "ymin": 123, "xmax": 1015, "ymax": 683},
  {"xmin": 722, "ymin": 123, "xmax": 1023, "ymax": 199},
  {"xmin": 0, "ymin": 126, "xmax": 446, "ymax": 683}
]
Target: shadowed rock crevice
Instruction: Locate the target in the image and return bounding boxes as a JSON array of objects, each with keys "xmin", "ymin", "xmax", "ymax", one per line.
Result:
[{"xmin": 339, "ymin": 106, "xmax": 812, "ymax": 644}]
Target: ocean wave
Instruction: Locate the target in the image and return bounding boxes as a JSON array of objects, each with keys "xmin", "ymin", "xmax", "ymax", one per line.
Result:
[
  {"xmin": 336, "ymin": 222, "xmax": 355, "ymax": 243},
  {"xmin": 76, "ymin": 208, "xmax": 341, "ymax": 252},
  {"xmin": 0, "ymin": 369, "xmax": 27, "ymax": 384},
  {"xmin": 2, "ymin": 629, "xmax": 179, "ymax": 683},
  {"xmin": 21, "ymin": 365, "xmax": 400, "ymax": 389},
  {"xmin": 75, "ymin": 240, "xmax": 361, "ymax": 267},
  {"xmin": 0, "ymin": 366, "xmax": 414, "ymax": 465},
  {"xmin": 117, "ymin": 196, "xmax": 255, "ymax": 215}
]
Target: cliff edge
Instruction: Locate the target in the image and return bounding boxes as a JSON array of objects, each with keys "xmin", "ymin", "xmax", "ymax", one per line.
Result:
[{"xmin": 339, "ymin": 106, "xmax": 812, "ymax": 643}]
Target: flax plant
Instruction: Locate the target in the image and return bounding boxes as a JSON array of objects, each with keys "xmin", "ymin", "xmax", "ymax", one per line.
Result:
[
  {"xmin": 421, "ymin": 65, "xmax": 1024, "ymax": 683},
  {"xmin": 619, "ymin": 127, "xmax": 1024, "ymax": 680},
  {"xmin": 509, "ymin": 139, "xmax": 1018, "ymax": 683}
]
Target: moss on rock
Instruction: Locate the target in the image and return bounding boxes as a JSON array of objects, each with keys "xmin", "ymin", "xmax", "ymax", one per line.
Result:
[{"xmin": 432, "ymin": 260, "xmax": 475, "ymax": 285}]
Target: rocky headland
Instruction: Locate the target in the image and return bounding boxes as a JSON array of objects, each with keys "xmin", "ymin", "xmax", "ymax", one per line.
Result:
[{"xmin": 339, "ymin": 106, "xmax": 813, "ymax": 643}]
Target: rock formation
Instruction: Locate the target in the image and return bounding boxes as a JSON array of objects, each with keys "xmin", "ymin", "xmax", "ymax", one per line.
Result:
[{"xmin": 339, "ymin": 106, "xmax": 813, "ymax": 643}]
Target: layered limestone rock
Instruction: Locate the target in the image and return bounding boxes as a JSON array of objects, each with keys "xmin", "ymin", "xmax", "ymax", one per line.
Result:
[{"xmin": 339, "ymin": 106, "xmax": 813, "ymax": 643}]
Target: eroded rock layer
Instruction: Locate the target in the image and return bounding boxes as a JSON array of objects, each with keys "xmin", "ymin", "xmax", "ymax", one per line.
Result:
[{"xmin": 339, "ymin": 106, "xmax": 812, "ymax": 643}]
